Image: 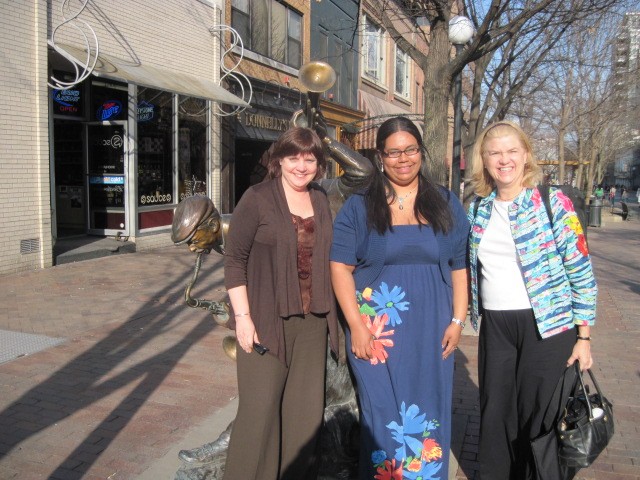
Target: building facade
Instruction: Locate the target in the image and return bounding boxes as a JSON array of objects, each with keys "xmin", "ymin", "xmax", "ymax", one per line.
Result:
[
  {"xmin": 612, "ymin": 12, "xmax": 640, "ymax": 189},
  {"xmin": 1, "ymin": 0, "xmax": 433, "ymax": 275},
  {"xmin": 0, "ymin": 0, "xmax": 247, "ymax": 275},
  {"xmin": 354, "ymin": 0, "xmax": 427, "ymax": 160},
  {"xmin": 219, "ymin": 0, "xmax": 366, "ymax": 211}
]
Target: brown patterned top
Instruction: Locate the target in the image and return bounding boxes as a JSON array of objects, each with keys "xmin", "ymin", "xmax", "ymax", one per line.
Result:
[{"xmin": 292, "ymin": 214, "xmax": 315, "ymax": 314}]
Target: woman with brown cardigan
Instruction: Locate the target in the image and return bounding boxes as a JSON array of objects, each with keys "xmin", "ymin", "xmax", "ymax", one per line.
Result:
[{"xmin": 222, "ymin": 127, "xmax": 339, "ymax": 480}]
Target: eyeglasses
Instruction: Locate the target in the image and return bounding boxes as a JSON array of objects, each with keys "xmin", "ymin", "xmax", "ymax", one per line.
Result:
[{"xmin": 381, "ymin": 146, "xmax": 421, "ymax": 158}]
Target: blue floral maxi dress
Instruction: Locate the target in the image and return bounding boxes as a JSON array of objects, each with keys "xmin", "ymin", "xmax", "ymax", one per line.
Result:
[{"xmin": 346, "ymin": 225, "xmax": 454, "ymax": 480}]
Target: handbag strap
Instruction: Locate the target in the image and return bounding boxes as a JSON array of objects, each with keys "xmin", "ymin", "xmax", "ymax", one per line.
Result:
[
  {"xmin": 576, "ymin": 363, "xmax": 608, "ymax": 420},
  {"xmin": 542, "ymin": 364, "xmax": 578, "ymax": 431},
  {"xmin": 573, "ymin": 362, "xmax": 595, "ymax": 420}
]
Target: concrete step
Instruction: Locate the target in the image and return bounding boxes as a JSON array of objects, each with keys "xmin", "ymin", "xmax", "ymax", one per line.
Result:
[{"xmin": 54, "ymin": 236, "xmax": 136, "ymax": 265}]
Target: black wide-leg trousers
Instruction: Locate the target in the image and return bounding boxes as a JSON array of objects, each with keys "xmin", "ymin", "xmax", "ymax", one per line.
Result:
[{"xmin": 478, "ymin": 309, "xmax": 576, "ymax": 480}]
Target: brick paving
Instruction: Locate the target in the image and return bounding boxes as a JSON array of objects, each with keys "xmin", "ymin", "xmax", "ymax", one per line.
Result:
[{"xmin": 0, "ymin": 208, "xmax": 638, "ymax": 480}]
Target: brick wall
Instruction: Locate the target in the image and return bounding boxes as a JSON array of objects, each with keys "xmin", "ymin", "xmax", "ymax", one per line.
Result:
[
  {"xmin": 0, "ymin": 0, "xmax": 230, "ymax": 274},
  {"xmin": 49, "ymin": 0, "xmax": 223, "ymax": 79},
  {"xmin": 0, "ymin": 0, "xmax": 53, "ymax": 275}
]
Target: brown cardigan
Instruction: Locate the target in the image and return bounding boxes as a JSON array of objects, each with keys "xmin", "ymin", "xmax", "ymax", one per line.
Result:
[{"xmin": 224, "ymin": 177, "xmax": 339, "ymax": 365}]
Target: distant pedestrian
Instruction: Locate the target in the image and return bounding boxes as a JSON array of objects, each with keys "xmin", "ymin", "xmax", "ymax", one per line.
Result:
[
  {"xmin": 621, "ymin": 187, "xmax": 628, "ymax": 202},
  {"xmin": 595, "ymin": 186, "xmax": 604, "ymax": 200},
  {"xmin": 609, "ymin": 186, "xmax": 616, "ymax": 206}
]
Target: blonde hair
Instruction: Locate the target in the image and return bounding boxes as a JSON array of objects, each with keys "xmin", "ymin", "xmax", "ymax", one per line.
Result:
[{"xmin": 470, "ymin": 121, "xmax": 542, "ymax": 197}]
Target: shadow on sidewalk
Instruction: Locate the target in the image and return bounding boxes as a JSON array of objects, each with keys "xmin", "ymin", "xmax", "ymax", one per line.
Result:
[
  {"xmin": 0, "ymin": 257, "xmax": 226, "ymax": 478},
  {"xmin": 451, "ymin": 346, "xmax": 480, "ymax": 479}
]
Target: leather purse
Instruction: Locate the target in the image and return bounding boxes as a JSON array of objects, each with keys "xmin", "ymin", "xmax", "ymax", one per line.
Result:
[
  {"xmin": 556, "ymin": 363, "xmax": 614, "ymax": 468},
  {"xmin": 531, "ymin": 365, "xmax": 578, "ymax": 480}
]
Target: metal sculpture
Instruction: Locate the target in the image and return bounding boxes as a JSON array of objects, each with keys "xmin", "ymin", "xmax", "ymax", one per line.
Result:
[{"xmin": 173, "ymin": 62, "xmax": 373, "ymax": 480}]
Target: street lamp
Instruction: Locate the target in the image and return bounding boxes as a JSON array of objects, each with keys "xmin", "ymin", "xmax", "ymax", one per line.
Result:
[{"xmin": 448, "ymin": 15, "xmax": 475, "ymax": 197}]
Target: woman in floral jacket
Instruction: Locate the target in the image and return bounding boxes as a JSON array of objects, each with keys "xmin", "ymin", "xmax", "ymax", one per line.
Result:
[{"xmin": 468, "ymin": 121, "xmax": 597, "ymax": 479}]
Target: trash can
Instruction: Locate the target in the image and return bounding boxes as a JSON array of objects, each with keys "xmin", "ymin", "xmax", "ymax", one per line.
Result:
[{"xmin": 589, "ymin": 198, "xmax": 602, "ymax": 227}]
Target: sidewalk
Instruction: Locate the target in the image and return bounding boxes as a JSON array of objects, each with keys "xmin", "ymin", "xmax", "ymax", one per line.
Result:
[{"xmin": 0, "ymin": 209, "xmax": 639, "ymax": 480}]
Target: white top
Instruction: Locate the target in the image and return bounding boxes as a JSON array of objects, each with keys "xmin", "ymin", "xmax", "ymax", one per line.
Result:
[{"xmin": 477, "ymin": 200, "xmax": 532, "ymax": 310}]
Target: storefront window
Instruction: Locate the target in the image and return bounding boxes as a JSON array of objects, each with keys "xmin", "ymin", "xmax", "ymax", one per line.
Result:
[
  {"xmin": 137, "ymin": 88, "xmax": 174, "ymax": 206},
  {"xmin": 91, "ymin": 80, "xmax": 128, "ymax": 122},
  {"xmin": 178, "ymin": 96, "xmax": 208, "ymax": 201}
]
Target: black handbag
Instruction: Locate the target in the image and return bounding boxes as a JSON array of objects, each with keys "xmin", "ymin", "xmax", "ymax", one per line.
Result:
[
  {"xmin": 531, "ymin": 365, "xmax": 578, "ymax": 480},
  {"xmin": 557, "ymin": 363, "xmax": 614, "ymax": 468}
]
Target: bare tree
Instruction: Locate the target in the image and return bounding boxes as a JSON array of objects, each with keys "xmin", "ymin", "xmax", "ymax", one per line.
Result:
[
  {"xmin": 372, "ymin": 0, "xmax": 627, "ymax": 190},
  {"xmin": 508, "ymin": 8, "xmax": 634, "ymax": 202}
]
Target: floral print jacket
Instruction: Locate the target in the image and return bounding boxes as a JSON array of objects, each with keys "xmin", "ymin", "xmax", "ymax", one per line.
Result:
[{"xmin": 468, "ymin": 187, "xmax": 597, "ymax": 338}]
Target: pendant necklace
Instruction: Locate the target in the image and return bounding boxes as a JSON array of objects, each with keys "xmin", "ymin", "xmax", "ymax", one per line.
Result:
[{"xmin": 396, "ymin": 188, "xmax": 416, "ymax": 210}]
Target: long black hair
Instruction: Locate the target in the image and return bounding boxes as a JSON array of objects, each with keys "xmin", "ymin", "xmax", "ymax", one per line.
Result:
[{"xmin": 365, "ymin": 116, "xmax": 453, "ymax": 234}]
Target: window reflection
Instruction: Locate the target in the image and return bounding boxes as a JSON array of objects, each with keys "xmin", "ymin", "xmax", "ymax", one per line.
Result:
[
  {"xmin": 178, "ymin": 96, "xmax": 208, "ymax": 202},
  {"xmin": 137, "ymin": 88, "xmax": 173, "ymax": 206}
]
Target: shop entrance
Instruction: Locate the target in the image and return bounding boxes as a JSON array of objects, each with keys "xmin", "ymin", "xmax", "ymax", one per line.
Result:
[
  {"xmin": 53, "ymin": 120, "xmax": 86, "ymax": 237},
  {"xmin": 234, "ymin": 139, "xmax": 271, "ymax": 204},
  {"xmin": 86, "ymin": 122, "xmax": 129, "ymax": 235}
]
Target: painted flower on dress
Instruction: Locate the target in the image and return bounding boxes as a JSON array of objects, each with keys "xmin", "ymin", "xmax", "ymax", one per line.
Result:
[
  {"xmin": 372, "ymin": 449, "xmax": 387, "ymax": 466},
  {"xmin": 421, "ymin": 438, "xmax": 443, "ymax": 462},
  {"xmin": 360, "ymin": 313, "xmax": 394, "ymax": 365},
  {"xmin": 370, "ymin": 282, "xmax": 410, "ymax": 326},
  {"xmin": 374, "ymin": 458, "xmax": 403, "ymax": 480},
  {"xmin": 403, "ymin": 460, "xmax": 443, "ymax": 480},
  {"xmin": 407, "ymin": 457, "xmax": 422, "ymax": 472},
  {"xmin": 387, "ymin": 402, "xmax": 428, "ymax": 461},
  {"xmin": 372, "ymin": 403, "xmax": 444, "ymax": 479},
  {"xmin": 357, "ymin": 289, "xmax": 377, "ymax": 318}
]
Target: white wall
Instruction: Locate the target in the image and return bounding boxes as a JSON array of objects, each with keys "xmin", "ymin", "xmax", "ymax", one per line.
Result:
[{"xmin": 0, "ymin": 1, "xmax": 52, "ymax": 274}]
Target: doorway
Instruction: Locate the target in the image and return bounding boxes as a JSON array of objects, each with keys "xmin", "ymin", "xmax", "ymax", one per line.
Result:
[
  {"xmin": 234, "ymin": 139, "xmax": 271, "ymax": 204},
  {"xmin": 86, "ymin": 122, "xmax": 129, "ymax": 235},
  {"xmin": 53, "ymin": 120, "xmax": 86, "ymax": 237}
]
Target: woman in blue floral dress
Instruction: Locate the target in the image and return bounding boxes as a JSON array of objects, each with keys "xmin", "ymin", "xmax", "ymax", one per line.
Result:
[{"xmin": 330, "ymin": 117, "xmax": 469, "ymax": 479}]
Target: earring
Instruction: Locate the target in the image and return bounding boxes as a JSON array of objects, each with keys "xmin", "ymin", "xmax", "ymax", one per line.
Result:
[{"xmin": 380, "ymin": 162, "xmax": 384, "ymax": 173}]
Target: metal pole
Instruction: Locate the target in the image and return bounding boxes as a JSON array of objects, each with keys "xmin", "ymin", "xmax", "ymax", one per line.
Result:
[{"xmin": 451, "ymin": 44, "xmax": 463, "ymax": 198}]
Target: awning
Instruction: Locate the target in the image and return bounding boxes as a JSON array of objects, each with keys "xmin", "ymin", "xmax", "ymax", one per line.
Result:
[
  {"xmin": 355, "ymin": 91, "xmax": 422, "ymax": 149},
  {"xmin": 50, "ymin": 43, "xmax": 249, "ymax": 107}
]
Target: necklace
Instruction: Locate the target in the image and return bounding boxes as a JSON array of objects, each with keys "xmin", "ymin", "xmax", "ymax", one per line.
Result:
[
  {"xmin": 396, "ymin": 188, "xmax": 416, "ymax": 210},
  {"xmin": 496, "ymin": 189, "xmax": 522, "ymax": 202}
]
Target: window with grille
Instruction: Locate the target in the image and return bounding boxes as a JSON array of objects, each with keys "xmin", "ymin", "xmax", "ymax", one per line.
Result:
[
  {"xmin": 362, "ymin": 16, "xmax": 385, "ymax": 84},
  {"xmin": 395, "ymin": 46, "xmax": 410, "ymax": 99}
]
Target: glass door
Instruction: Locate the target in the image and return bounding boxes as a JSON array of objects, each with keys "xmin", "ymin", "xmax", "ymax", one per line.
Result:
[{"xmin": 86, "ymin": 122, "xmax": 129, "ymax": 235}]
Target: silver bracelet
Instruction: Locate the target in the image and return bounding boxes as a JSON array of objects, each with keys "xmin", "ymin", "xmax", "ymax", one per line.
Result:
[
  {"xmin": 234, "ymin": 312, "xmax": 250, "ymax": 317},
  {"xmin": 451, "ymin": 317, "xmax": 465, "ymax": 329}
]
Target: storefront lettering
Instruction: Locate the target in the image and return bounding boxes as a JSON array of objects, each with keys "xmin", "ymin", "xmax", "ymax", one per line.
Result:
[
  {"xmin": 137, "ymin": 101, "xmax": 155, "ymax": 122},
  {"xmin": 180, "ymin": 191, "xmax": 207, "ymax": 201},
  {"xmin": 244, "ymin": 113, "xmax": 290, "ymax": 132},
  {"xmin": 90, "ymin": 175, "xmax": 123, "ymax": 184},
  {"xmin": 97, "ymin": 100, "xmax": 123, "ymax": 121},
  {"xmin": 93, "ymin": 135, "xmax": 123, "ymax": 149},
  {"xmin": 140, "ymin": 193, "xmax": 172, "ymax": 204},
  {"xmin": 52, "ymin": 89, "xmax": 80, "ymax": 106},
  {"xmin": 52, "ymin": 88, "xmax": 81, "ymax": 115}
]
